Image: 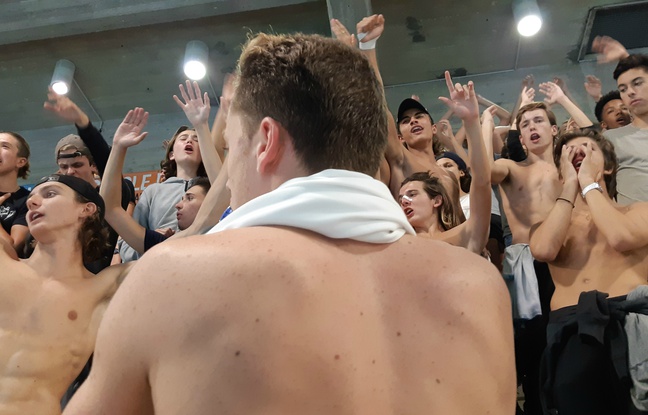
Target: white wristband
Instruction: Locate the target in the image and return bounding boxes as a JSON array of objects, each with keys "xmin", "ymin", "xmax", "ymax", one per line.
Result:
[
  {"xmin": 581, "ymin": 182, "xmax": 603, "ymax": 199},
  {"xmin": 357, "ymin": 32, "xmax": 378, "ymax": 50}
]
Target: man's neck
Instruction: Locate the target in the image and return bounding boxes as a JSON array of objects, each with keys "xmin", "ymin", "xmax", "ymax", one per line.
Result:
[
  {"xmin": 0, "ymin": 173, "xmax": 19, "ymax": 193},
  {"xmin": 632, "ymin": 114, "xmax": 648, "ymax": 129},
  {"xmin": 25, "ymin": 236, "xmax": 87, "ymax": 281},
  {"xmin": 527, "ymin": 145, "xmax": 554, "ymax": 164},
  {"xmin": 408, "ymin": 145, "xmax": 435, "ymax": 161},
  {"xmin": 176, "ymin": 164, "xmax": 199, "ymax": 180}
]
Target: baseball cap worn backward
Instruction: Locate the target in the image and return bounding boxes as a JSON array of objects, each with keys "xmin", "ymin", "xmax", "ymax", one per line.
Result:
[
  {"xmin": 436, "ymin": 151, "xmax": 468, "ymax": 173},
  {"xmin": 55, "ymin": 134, "xmax": 91, "ymax": 160},
  {"xmin": 33, "ymin": 174, "xmax": 105, "ymax": 221},
  {"xmin": 397, "ymin": 98, "xmax": 430, "ymax": 124}
]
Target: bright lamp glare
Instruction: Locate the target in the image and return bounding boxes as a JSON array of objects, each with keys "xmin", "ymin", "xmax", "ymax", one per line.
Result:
[
  {"xmin": 184, "ymin": 60, "xmax": 207, "ymax": 80},
  {"xmin": 51, "ymin": 81, "xmax": 70, "ymax": 95},
  {"xmin": 517, "ymin": 14, "xmax": 542, "ymax": 36}
]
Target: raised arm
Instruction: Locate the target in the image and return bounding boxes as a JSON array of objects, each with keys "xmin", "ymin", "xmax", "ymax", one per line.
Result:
[
  {"xmin": 174, "ymin": 81, "xmax": 222, "ymax": 183},
  {"xmin": 592, "ymin": 36, "xmax": 630, "ymax": 64},
  {"xmin": 477, "ymin": 94, "xmax": 511, "ymax": 125},
  {"xmin": 539, "ymin": 81, "xmax": 593, "ymax": 128},
  {"xmin": 584, "ymin": 75, "xmax": 603, "ymax": 103},
  {"xmin": 529, "ymin": 146, "xmax": 578, "ymax": 262},
  {"xmin": 438, "ymin": 72, "xmax": 491, "ymax": 254},
  {"xmin": 210, "ymin": 74, "xmax": 235, "ymax": 162},
  {"xmin": 99, "ymin": 108, "xmax": 150, "ymax": 255},
  {"xmin": 44, "ymin": 89, "xmax": 111, "ymax": 175},
  {"xmin": 436, "ymin": 120, "xmax": 470, "ymax": 164},
  {"xmin": 577, "ymin": 142, "xmax": 648, "ymax": 252}
]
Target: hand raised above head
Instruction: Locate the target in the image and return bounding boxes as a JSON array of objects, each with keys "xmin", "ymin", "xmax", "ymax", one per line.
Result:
[
  {"xmin": 438, "ymin": 71, "xmax": 479, "ymax": 121},
  {"xmin": 330, "ymin": 18, "xmax": 356, "ymax": 48},
  {"xmin": 539, "ymin": 81, "xmax": 566, "ymax": 105},
  {"xmin": 43, "ymin": 87, "xmax": 89, "ymax": 127},
  {"xmin": 520, "ymin": 85, "xmax": 536, "ymax": 107},
  {"xmin": 584, "ymin": 75, "xmax": 603, "ymax": 101},
  {"xmin": 592, "ymin": 36, "xmax": 629, "ymax": 64},
  {"xmin": 113, "ymin": 107, "xmax": 149, "ymax": 149},
  {"xmin": 174, "ymin": 80, "xmax": 211, "ymax": 127},
  {"xmin": 356, "ymin": 14, "xmax": 384, "ymax": 45}
]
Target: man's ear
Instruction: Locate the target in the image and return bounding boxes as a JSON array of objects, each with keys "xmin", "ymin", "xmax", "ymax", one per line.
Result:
[
  {"xmin": 80, "ymin": 202, "xmax": 97, "ymax": 218},
  {"xmin": 600, "ymin": 121, "xmax": 608, "ymax": 130},
  {"xmin": 431, "ymin": 124, "xmax": 438, "ymax": 135},
  {"xmin": 551, "ymin": 124, "xmax": 559, "ymax": 137},
  {"xmin": 16, "ymin": 157, "xmax": 27, "ymax": 169},
  {"xmin": 256, "ymin": 117, "xmax": 284, "ymax": 174},
  {"xmin": 169, "ymin": 151, "xmax": 175, "ymax": 161}
]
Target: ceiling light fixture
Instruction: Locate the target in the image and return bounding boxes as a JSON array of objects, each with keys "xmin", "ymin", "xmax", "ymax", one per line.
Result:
[
  {"xmin": 513, "ymin": 0, "xmax": 543, "ymax": 37},
  {"xmin": 183, "ymin": 40, "xmax": 209, "ymax": 81},
  {"xmin": 50, "ymin": 59, "xmax": 76, "ymax": 95}
]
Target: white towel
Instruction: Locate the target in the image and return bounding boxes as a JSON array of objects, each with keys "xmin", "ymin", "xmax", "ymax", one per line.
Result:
[{"xmin": 208, "ymin": 169, "xmax": 415, "ymax": 243}]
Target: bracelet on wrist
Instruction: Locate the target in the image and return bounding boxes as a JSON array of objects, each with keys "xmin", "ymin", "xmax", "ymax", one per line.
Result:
[{"xmin": 556, "ymin": 197, "xmax": 575, "ymax": 208}]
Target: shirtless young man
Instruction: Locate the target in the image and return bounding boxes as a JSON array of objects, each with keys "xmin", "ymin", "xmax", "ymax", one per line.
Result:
[
  {"xmin": 398, "ymin": 73, "xmax": 491, "ymax": 256},
  {"xmin": 529, "ymin": 130, "xmax": 648, "ymax": 415},
  {"xmin": 65, "ymin": 33, "xmax": 515, "ymax": 415},
  {"xmin": 489, "ymin": 101, "xmax": 561, "ymax": 415},
  {"xmin": 0, "ymin": 174, "xmax": 131, "ymax": 415}
]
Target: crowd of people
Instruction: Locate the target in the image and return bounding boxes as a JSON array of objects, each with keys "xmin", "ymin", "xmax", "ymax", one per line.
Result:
[{"xmin": 0, "ymin": 12, "xmax": 647, "ymax": 415}]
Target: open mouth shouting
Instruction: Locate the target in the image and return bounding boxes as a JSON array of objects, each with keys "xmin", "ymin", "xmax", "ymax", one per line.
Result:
[
  {"xmin": 28, "ymin": 211, "xmax": 44, "ymax": 223},
  {"xmin": 529, "ymin": 133, "xmax": 540, "ymax": 143},
  {"xmin": 403, "ymin": 207, "xmax": 414, "ymax": 218},
  {"xmin": 410, "ymin": 126, "xmax": 424, "ymax": 134}
]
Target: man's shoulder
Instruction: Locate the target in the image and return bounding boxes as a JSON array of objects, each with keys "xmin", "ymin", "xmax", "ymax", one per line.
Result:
[{"xmin": 604, "ymin": 124, "xmax": 643, "ymax": 141}]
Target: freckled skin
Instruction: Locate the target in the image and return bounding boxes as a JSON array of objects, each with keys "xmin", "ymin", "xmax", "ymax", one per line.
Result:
[{"xmin": 67, "ymin": 227, "xmax": 516, "ymax": 414}]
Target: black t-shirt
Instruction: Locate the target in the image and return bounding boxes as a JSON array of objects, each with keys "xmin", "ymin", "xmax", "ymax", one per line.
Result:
[{"xmin": 0, "ymin": 186, "xmax": 29, "ymax": 234}]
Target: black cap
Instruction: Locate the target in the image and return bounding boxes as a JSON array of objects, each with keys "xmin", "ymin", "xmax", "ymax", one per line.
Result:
[
  {"xmin": 435, "ymin": 151, "xmax": 467, "ymax": 173},
  {"xmin": 33, "ymin": 174, "xmax": 105, "ymax": 221},
  {"xmin": 397, "ymin": 98, "xmax": 431, "ymax": 124}
]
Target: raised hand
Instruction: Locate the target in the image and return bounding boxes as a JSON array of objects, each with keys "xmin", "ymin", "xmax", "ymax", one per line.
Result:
[
  {"xmin": 220, "ymin": 73, "xmax": 236, "ymax": 115},
  {"xmin": 113, "ymin": 107, "xmax": 149, "ymax": 149},
  {"xmin": 411, "ymin": 94, "xmax": 421, "ymax": 102},
  {"xmin": 592, "ymin": 36, "xmax": 629, "ymax": 64},
  {"xmin": 174, "ymin": 80, "xmax": 211, "ymax": 127},
  {"xmin": 559, "ymin": 145, "xmax": 578, "ymax": 185},
  {"xmin": 577, "ymin": 142, "xmax": 602, "ymax": 187},
  {"xmin": 481, "ymin": 105, "xmax": 498, "ymax": 125},
  {"xmin": 584, "ymin": 75, "xmax": 603, "ymax": 101},
  {"xmin": 356, "ymin": 14, "xmax": 384, "ymax": 44},
  {"xmin": 520, "ymin": 85, "xmax": 535, "ymax": 107},
  {"xmin": 436, "ymin": 119, "xmax": 455, "ymax": 146},
  {"xmin": 521, "ymin": 74, "xmax": 535, "ymax": 90},
  {"xmin": 539, "ymin": 81, "xmax": 566, "ymax": 105},
  {"xmin": 43, "ymin": 87, "xmax": 89, "ymax": 127},
  {"xmin": 438, "ymin": 71, "xmax": 479, "ymax": 121},
  {"xmin": 330, "ymin": 18, "xmax": 356, "ymax": 48}
]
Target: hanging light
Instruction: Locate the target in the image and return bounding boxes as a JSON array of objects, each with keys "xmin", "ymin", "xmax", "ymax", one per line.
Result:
[
  {"xmin": 50, "ymin": 59, "xmax": 76, "ymax": 95},
  {"xmin": 513, "ymin": 0, "xmax": 543, "ymax": 37},
  {"xmin": 183, "ymin": 40, "xmax": 209, "ymax": 80}
]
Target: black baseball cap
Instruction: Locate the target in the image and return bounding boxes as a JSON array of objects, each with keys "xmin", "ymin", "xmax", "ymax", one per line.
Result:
[
  {"xmin": 33, "ymin": 174, "xmax": 105, "ymax": 220},
  {"xmin": 397, "ymin": 98, "xmax": 433, "ymax": 124}
]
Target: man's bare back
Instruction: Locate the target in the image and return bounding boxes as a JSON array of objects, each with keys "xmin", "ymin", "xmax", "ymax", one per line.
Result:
[
  {"xmin": 496, "ymin": 157, "xmax": 561, "ymax": 244},
  {"xmin": 0, "ymin": 259, "xmax": 127, "ymax": 415},
  {"xmin": 66, "ymin": 227, "xmax": 515, "ymax": 414}
]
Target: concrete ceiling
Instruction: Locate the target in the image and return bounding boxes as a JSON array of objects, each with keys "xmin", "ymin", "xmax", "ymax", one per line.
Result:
[{"xmin": 0, "ymin": 0, "xmax": 636, "ymax": 133}]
